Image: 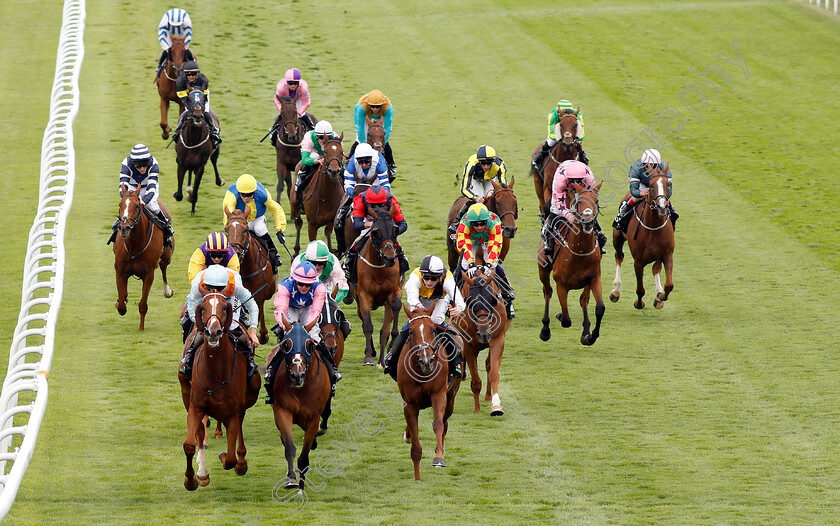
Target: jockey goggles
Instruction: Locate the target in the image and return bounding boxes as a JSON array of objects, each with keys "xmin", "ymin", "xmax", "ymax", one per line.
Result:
[
  {"xmin": 479, "ymin": 160, "xmax": 493, "ymax": 166},
  {"xmin": 208, "ymin": 251, "xmax": 226, "ymax": 259},
  {"xmin": 358, "ymin": 157, "xmax": 372, "ymax": 165},
  {"xmin": 295, "ymin": 281, "xmax": 312, "ymax": 289},
  {"xmin": 422, "ymin": 273, "xmax": 441, "ymax": 281},
  {"xmin": 206, "ymin": 284, "xmax": 225, "ymax": 293},
  {"xmin": 471, "ymin": 220, "xmax": 488, "ymax": 227},
  {"xmin": 239, "ymin": 191, "xmax": 255, "ymax": 198}
]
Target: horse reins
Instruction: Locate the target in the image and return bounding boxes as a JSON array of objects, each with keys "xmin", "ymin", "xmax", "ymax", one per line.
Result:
[
  {"xmin": 120, "ymin": 198, "xmax": 156, "ymax": 261},
  {"xmin": 228, "ymin": 218, "xmax": 270, "ymax": 280},
  {"xmin": 178, "ymin": 103, "xmax": 211, "ymax": 149},
  {"xmin": 196, "ymin": 293, "xmax": 241, "ymax": 396}
]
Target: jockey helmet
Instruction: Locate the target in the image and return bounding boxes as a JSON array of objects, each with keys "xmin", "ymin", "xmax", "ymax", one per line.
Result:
[
  {"xmin": 205, "ymin": 232, "xmax": 229, "ymax": 252},
  {"xmin": 183, "ymin": 60, "xmax": 199, "ymax": 74},
  {"xmin": 204, "ymin": 265, "xmax": 230, "ymax": 288},
  {"xmin": 236, "ymin": 174, "xmax": 258, "ymax": 194},
  {"xmin": 641, "ymin": 149, "xmax": 661, "ymax": 165},
  {"xmin": 556, "ymin": 99, "xmax": 574, "ymax": 113},
  {"xmin": 284, "ymin": 68, "xmax": 302, "ymax": 82},
  {"xmin": 305, "ymin": 240, "xmax": 330, "ymax": 263},
  {"xmin": 354, "ymin": 143, "xmax": 375, "ymax": 162},
  {"xmin": 314, "ymin": 121, "xmax": 333, "ymax": 135},
  {"xmin": 476, "ymin": 145, "xmax": 496, "ymax": 163},
  {"xmin": 130, "ymin": 144, "xmax": 152, "ymax": 166},
  {"xmin": 563, "ymin": 160, "xmax": 590, "ymax": 180},
  {"xmin": 366, "ymin": 90, "xmax": 387, "ymax": 106},
  {"xmin": 365, "ymin": 184, "xmax": 388, "ymax": 204},
  {"xmin": 466, "ymin": 203, "xmax": 491, "ymax": 223},
  {"xmin": 419, "ymin": 255, "xmax": 445, "ymax": 279},
  {"xmin": 291, "ymin": 261, "xmax": 319, "ymax": 285}
]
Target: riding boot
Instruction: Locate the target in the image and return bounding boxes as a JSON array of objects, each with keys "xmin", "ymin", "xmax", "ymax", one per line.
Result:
[
  {"xmin": 264, "ymin": 366, "xmax": 275, "ymax": 404},
  {"xmin": 206, "ymin": 116, "xmax": 222, "ymax": 147},
  {"xmin": 577, "ymin": 143, "xmax": 590, "ymax": 165},
  {"xmin": 107, "ymin": 219, "xmax": 119, "ymax": 245},
  {"xmin": 669, "ymin": 203, "xmax": 679, "ymax": 229},
  {"xmin": 533, "ymin": 141, "xmax": 551, "ymax": 170},
  {"xmin": 396, "ymin": 243, "xmax": 410, "ymax": 275},
  {"xmin": 318, "ymin": 342, "xmax": 342, "ymax": 385},
  {"xmin": 436, "ymin": 330, "xmax": 464, "ymax": 379},
  {"xmin": 613, "ymin": 200, "xmax": 630, "ymax": 230},
  {"xmin": 594, "ymin": 219, "xmax": 607, "ymax": 254},
  {"xmin": 180, "ymin": 314, "xmax": 194, "ymax": 344},
  {"xmin": 247, "ymin": 349, "xmax": 259, "ymax": 379},
  {"xmin": 157, "ymin": 210, "xmax": 174, "ymax": 248},
  {"xmin": 269, "ymin": 114, "xmax": 282, "ymax": 146},
  {"xmin": 343, "ymin": 249, "xmax": 358, "ymax": 285},
  {"xmin": 494, "ymin": 265, "xmax": 516, "ymax": 319},
  {"xmin": 542, "ymin": 212, "xmax": 559, "ymax": 258},
  {"xmin": 179, "ymin": 332, "xmax": 204, "ymax": 377},
  {"xmin": 448, "ymin": 201, "xmax": 472, "ymax": 240},
  {"xmin": 300, "ymin": 113, "xmax": 315, "ymax": 131},
  {"xmin": 257, "ymin": 232, "xmax": 282, "ymax": 270},
  {"xmin": 383, "ymin": 327, "xmax": 410, "ymax": 381},
  {"xmin": 384, "ymin": 142, "xmax": 396, "ymax": 179},
  {"xmin": 155, "ymin": 50, "xmax": 167, "ymax": 76},
  {"xmin": 295, "ymin": 166, "xmax": 313, "ymax": 205}
]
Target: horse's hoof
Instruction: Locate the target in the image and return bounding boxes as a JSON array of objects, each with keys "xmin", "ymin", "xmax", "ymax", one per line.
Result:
[
  {"xmin": 312, "ymin": 438, "xmax": 318, "ymax": 450},
  {"xmin": 214, "ymin": 429, "xmax": 223, "ymax": 439},
  {"xmin": 581, "ymin": 334, "xmax": 595, "ymax": 346},
  {"xmin": 634, "ymin": 300, "xmax": 645, "ymax": 310},
  {"xmin": 403, "ymin": 431, "xmax": 410, "ymax": 443},
  {"xmin": 539, "ymin": 328, "xmax": 551, "ymax": 341},
  {"xmin": 490, "ymin": 405, "xmax": 504, "ymax": 417},
  {"xmin": 197, "ymin": 474, "xmax": 210, "ymax": 486},
  {"xmin": 164, "ymin": 287, "xmax": 174, "ymax": 299},
  {"xmin": 284, "ymin": 477, "xmax": 299, "ymax": 490},
  {"xmin": 654, "ymin": 298, "xmax": 664, "ymax": 309},
  {"xmin": 343, "ymin": 295, "xmax": 354, "ymax": 305},
  {"xmin": 116, "ymin": 302, "xmax": 126, "ymax": 316},
  {"xmin": 317, "ymin": 426, "xmax": 327, "ymax": 437},
  {"xmin": 184, "ymin": 477, "xmax": 198, "ymax": 491},
  {"xmin": 235, "ymin": 463, "xmax": 248, "ymax": 476},
  {"xmin": 432, "ymin": 457, "xmax": 446, "ymax": 468},
  {"xmin": 376, "ymin": 362, "xmax": 384, "ymax": 370},
  {"xmin": 362, "ymin": 356, "xmax": 375, "ymax": 366},
  {"xmin": 609, "ymin": 291, "xmax": 620, "ymax": 303},
  {"xmin": 173, "ymin": 191, "xmax": 183, "ymax": 202},
  {"xmin": 216, "ymin": 179, "xmax": 226, "ymax": 187},
  {"xmin": 556, "ymin": 314, "xmax": 572, "ymax": 328}
]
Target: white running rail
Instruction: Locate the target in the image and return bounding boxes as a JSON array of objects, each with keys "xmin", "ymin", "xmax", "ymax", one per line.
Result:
[
  {"xmin": 0, "ymin": 0, "xmax": 85, "ymax": 519},
  {"xmin": 809, "ymin": 0, "xmax": 839, "ymax": 14}
]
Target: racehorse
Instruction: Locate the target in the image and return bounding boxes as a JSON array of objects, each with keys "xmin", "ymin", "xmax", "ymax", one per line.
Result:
[
  {"xmin": 269, "ymin": 322, "xmax": 332, "ymax": 491},
  {"xmin": 397, "ymin": 305, "xmax": 462, "ymax": 480},
  {"xmin": 455, "ymin": 265, "xmax": 509, "ymax": 416},
  {"xmin": 290, "ymin": 134, "xmax": 345, "ymax": 255},
  {"xmin": 531, "ymin": 110, "xmax": 581, "ymax": 217},
  {"xmin": 113, "ymin": 185, "xmax": 174, "ymax": 331},
  {"xmin": 609, "ymin": 167, "xmax": 675, "ymax": 309},
  {"xmin": 274, "ymin": 96, "xmax": 313, "ymax": 204},
  {"xmin": 446, "ymin": 179, "xmax": 518, "ymax": 271},
  {"xmin": 316, "ymin": 297, "xmax": 346, "ymax": 436},
  {"xmin": 366, "ymin": 122, "xmax": 394, "ymax": 182},
  {"xmin": 174, "ymin": 89, "xmax": 224, "ymax": 215},
  {"xmin": 538, "ymin": 182, "xmax": 605, "ymax": 345},
  {"xmin": 224, "ymin": 207, "xmax": 276, "ymax": 344},
  {"xmin": 155, "ymin": 37, "xmax": 188, "ymax": 140},
  {"xmin": 351, "ymin": 205, "xmax": 403, "ymax": 366},
  {"xmin": 179, "ymin": 292, "xmax": 261, "ymax": 490}
]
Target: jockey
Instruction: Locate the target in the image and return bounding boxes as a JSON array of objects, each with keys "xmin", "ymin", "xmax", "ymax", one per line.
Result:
[
  {"xmin": 456, "ymin": 203, "xmax": 515, "ymax": 318},
  {"xmin": 273, "ymin": 67, "xmax": 315, "ymax": 134},
  {"xmin": 542, "ymin": 160, "xmax": 607, "ymax": 259},
  {"xmin": 156, "ymin": 8, "xmax": 195, "ymax": 75},
  {"xmin": 613, "ymin": 148, "xmax": 679, "ymax": 231},
  {"xmin": 266, "ymin": 261, "xmax": 341, "ymax": 402},
  {"xmin": 335, "ymin": 142, "xmax": 390, "ymax": 247},
  {"xmin": 532, "ymin": 100, "xmax": 589, "ymax": 169},
  {"xmin": 383, "ymin": 255, "xmax": 466, "ymax": 381},
  {"xmin": 291, "ymin": 240, "xmax": 352, "ymax": 340},
  {"xmin": 351, "ymin": 90, "xmax": 396, "ymax": 175},
  {"xmin": 343, "ymin": 184, "xmax": 410, "ymax": 284},
  {"xmin": 107, "ymin": 144, "xmax": 174, "ymax": 248},
  {"xmin": 294, "ymin": 120, "xmax": 341, "ymax": 205},
  {"xmin": 187, "ymin": 232, "xmax": 240, "ymax": 284},
  {"xmin": 448, "ymin": 145, "xmax": 508, "ymax": 238},
  {"xmin": 173, "ymin": 60, "xmax": 222, "ymax": 147},
  {"xmin": 180, "ymin": 264, "xmax": 260, "ymax": 380},
  {"xmin": 222, "ymin": 174, "xmax": 287, "ymax": 271}
]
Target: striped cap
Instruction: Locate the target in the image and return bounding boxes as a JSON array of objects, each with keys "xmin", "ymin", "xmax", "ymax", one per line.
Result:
[
  {"xmin": 130, "ymin": 144, "xmax": 151, "ymax": 162},
  {"xmin": 284, "ymin": 68, "xmax": 302, "ymax": 82},
  {"xmin": 476, "ymin": 144, "xmax": 496, "ymax": 162},
  {"xmin": 205, "ymin": 232, "xmax": 229, "ymax": 251}
]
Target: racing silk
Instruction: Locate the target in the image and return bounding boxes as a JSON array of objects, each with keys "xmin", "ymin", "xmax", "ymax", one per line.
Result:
[
  {"xmin": 222, "ymin": 181, "xmax": 287, "ymax": 232},
  {"xmin": 547, "ymin": 101, "xmax": 585, "ymax": 141},
  {"xmin": 629, "ymin": 160, "xmax": 672, "ymax": 199},
  {"xmin": 187, "ymin": 245, "xmax": 240, "ymax": 284},
  {"xmin": 461, "ymin": 154, "xmax": 508, "ymax": 199},
  {"xmin": 300, "ymin": 130, "xmax": 340, "ymax": 166},
  {"xmin": 292, "ymin": 253, "xmax": 349, "ymax": 299},
  {"xmin": 185, "ymin": 267, "xmax": 259, "ymax": 329},
  {"xmin": 274, "ymin": 78, "xmax": 311, "ymax": 115},
  {"xmin": 175, "ymin": 73, "xmax": 209, "ymax": 108},
  {"xmin": 158, "ymin": 9, "xmax": 192, "ymax": 50},
  {"xmin": 274, "ymin": 276, "xmax": 327, "ymax": 326},
  {"xmin": 352, "ymin": 193, "xmax": 407, "ymax": 234},
  {"xmin": 405, "ymin": 269, "xmax": 465, "ymax": 325},
  {"xmin": 119, "ymin": 155, "xmax": 161, "ymax": 204},
  {"xmin": 550, "ymin": 160, "xmax": 597, "ymax": 219},
  {"xmin": 343, "ymin": 151, "xmax": 389, "ymax": 196},
  {"xmin": 456, "ymin": 212, "xmax": 502, "ymax": 266},
  {"xmin": 354, "ymin": 95, "xmax": 393, "ymax": 143}
]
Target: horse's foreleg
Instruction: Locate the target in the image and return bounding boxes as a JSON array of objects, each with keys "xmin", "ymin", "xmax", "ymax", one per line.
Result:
[
  {"xmin": 115, "ymin": 270, "xmax": 128, "ymax": 316},
  {"xmin": 307, "ymin": 220, "xmax": 318, "ymax": 244},
  {"xmin": 579, "ymin": 286, "xmax": 592, "ymax": 344},
  {"xmin": 138, "ymin": 271, "xmax": 155, "ymax": 331},
  {"xmin": 258, "ymin": 301, "xmax": 269, "ymax": 344},
  {"xmin": 487, "ymin": 337, "xmax": 505, "ymax": 416},
  {"xmin": 211, "ymin": 148, "xmax": 224, "ymax": 187},
  {"xmin": 357, "ymin": 294, "xmax": 376, "ymax": 363},
  {"xmin": 159, "ymin": 254, "xmax": 174, "ymax": 299},
  {"xmin": 234, "ymin": 411, "xmax": 248, "ymax": 476},
  {"xmin": 219, "ymin": 412, "xmax": 240, "ymax": 471},
  {"xmin": 160, "ymin": 98, "xmax": 171, "ymax": 139},
  {"xmin": 586, "ymin": 277, "xmax": 606, "ymax": 345},
  {"xmin": 273, "ymin": 408, "xmax": 298, "ymax": 488},
  {"xmin": 464, "ymin": 348, "xmax": 482, "ymax": 413},
  {"xmin": 324, "ymin": 222, "xmax": 334, "ymax": 253},
  {"xmin": 655, "ymin": 253, "xmax": 675, "ymax": 308},
  {"xmin": 183, "ymin": 405, "xmax": 202, "ymax": 490},
  {"xmin": 431, "ymin": 391, "xmax": 447, "ymax": 466},
  {"xmin": 539, "ymin": 265, "xmax": 553, "ymax": 341},
  {"xmin": 555, "ymin": 283, "xmax": 572, "ymax": 328},
  {"xmin": 298, "ymin": 419, "xmax": 320, "ymax": 492},
  {"xmin": 318, "ymin": 395, "xmax": 333, "ymax": 436},
  {"xmin": 380, "ymin": 294, "xmax": 401, "ymax": 367},
  {"xmin": 403, "ymin": 403, "xmax": 423, "ymax": 481},
  {"xmin": 633, "ymin": 259, "xmax": 647, "ymax": 309},
  {"xmin": 189, "ymin": 166, "xmax": 204, "ymax": 215},
  {"xmin": 293, "ymin": 211, "xmax": 303, "ymax": 257},
  {"xmin": 174, "ymin": 164, "xmax": 185, "ymax": 202},
  {"xmin": 610, "ymin": 230, "xmax": 625, "ymax": 302}
]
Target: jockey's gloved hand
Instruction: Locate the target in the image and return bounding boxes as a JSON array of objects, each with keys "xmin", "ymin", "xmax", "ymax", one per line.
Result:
[
  {"xmin": 466, "ymin": 266, "xmax": 479, "ymax": 278},
  {"xmin": 276, "ymin": 231, "xmax": 285, "ymax": 245}
]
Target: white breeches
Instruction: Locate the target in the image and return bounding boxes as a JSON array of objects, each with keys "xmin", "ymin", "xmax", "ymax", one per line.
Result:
[
  {"xmin": 286, "ymin": 307, "xmax": 321, "ymax": 341},
  {"xmin": 248, "ymin": 215, "xmax": 268, "ymax": 236},
  {"xmin": 468, "ymin": 179, "xmax": 494, "ymax": 199},
  {"xmin": 460, "ymin": 243, "xmax": 489, "ymax": 270}
]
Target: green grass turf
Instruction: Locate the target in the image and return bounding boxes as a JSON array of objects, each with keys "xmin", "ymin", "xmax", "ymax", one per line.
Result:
[{"xmin": 2, "ymin": 0, "xmax": 840, "ymax": 524}]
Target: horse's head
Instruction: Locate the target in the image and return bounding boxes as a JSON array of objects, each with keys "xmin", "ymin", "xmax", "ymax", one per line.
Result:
[
  {"xmin": 187, "ymin": 89, "xmax": 205, "ymax": 126},
  {"xmin": 366, "ymin": 123, "xmax": 386, "ymax": 154},
  {"xmin": 168, "ymin": 37, "xmax": 187, "ymax": 78},
  {"xmin": 646, "ymin": 165, "xmax": 671, "ymax": 217},
  {"xmin": 117, "ymin": 184, "xmax": 143, "ymax": 238},
  {"xmin": 568, "ymin": 181, "xmax": 602, "ymax": 235},
  {"xmin": 224, "ymin": 206, "xmax": 251, "ymax": 259},
  {"xmin": 557, "ymin": 109, "xmax": 580, "ymax": 150},
  {"xmin": 369, "ymin": 205, "xmax": 397, "ymax": 266},
  {"xmin": 402, "ymin": 304, "xmax": 440, "ymax": 377},
  {"xmin": 281, "ymin": 323, "xmax": 314, "ymax": 388},
  {"xmin": 195, "ymin": 292, "xmax": 233, "ymax": 348},
  {"xmin": 322, "ymin": 133, "xmax": 345, "ymax": 181},
  {"xmin": 488, "ymin": 180, "xmax": 518, "ymax": 238},
  {"xmin": 318, "ymin": 301, "xmax": 341, "ymax": 358},
  {"xmin": 461, "ymin": 268, "xmax": 500, "ymax": 345},
  {"xmin": 278, "ymin": 96, "xmax": 302, "ymax": 144}
]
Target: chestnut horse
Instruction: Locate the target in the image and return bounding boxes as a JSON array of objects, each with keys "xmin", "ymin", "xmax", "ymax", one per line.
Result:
[
  {"xmin": 446, "ymin": 179, "xmax": 518, "ymax": 271},
  {"xmin": 113, "ymin": 185, "xmax": 174, "ymax": 331},
  {"xmin": 274, "ymin": 96, "xmax": 313, "ymax": 205},
  {"xmin": 156, "ymin": 37, "xmax": 188, "ymax": 140},
  {"xmin": 316, "ymin": 297, "xmax": 346, "ymax": 436},
  {"xmin": 610, "ymin": 168, "xmax": 675, "ymax": 309},
  {"xmin": 224, "ymin": 207, "xmax": 276, "ymax": 344},
  {"xmin": 397, "ymin": 305, "xmax": 462, "ymax": 480},
  {"xmin": 366, "ymin": 122, "xmax": 394, "ymax": 182},
  {"xmin": 174, "ymin": 89, "xmax": 223, "ymax": 215},
  {"xmin": 351, "ymin": 206, "xmax": 403, "ymax": 367},
  {"xmin": 270, "ymin": 322, "xmax": 332, "ymax": 491},
  {"xmin": 531, "ymin": 110, "xmax": 581, "ymax": 217},
  {"xmin": 538, "ymin": 182, "xmax": 605, "ymax": 346},
  {"xmin": 179, "ymin": 292, "xmax": 261, "ymax": 490},
  {"xmin": 291, "ymin": 134, "xmax": 345, "ymax": 255}
]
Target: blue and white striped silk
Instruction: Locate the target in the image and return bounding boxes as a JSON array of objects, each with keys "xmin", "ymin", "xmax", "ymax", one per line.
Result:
[{"xmin": 158, "ymin": 8, "xmax": 192, "ymax": 50}]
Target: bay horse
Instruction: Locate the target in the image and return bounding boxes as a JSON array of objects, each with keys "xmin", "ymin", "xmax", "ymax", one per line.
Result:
[
  {"xmin": 454, "ymin": 265, "xmax": 509, "ymax": 416},
  {"xmin": 290, "ymin": 134, "xmax": 345, "ymax": 255},
  {"xmin": 538, "ymin": 182, "xmax": 605, "ymax": 345},
  {"xmin": 316, "ymin": 297, "xmax": 346, "ymax": 436},
  {"xmin": 445, "ymin": 179, "xmax": 518, "ymax": 271},
  {"xmin": 351, "ymin": 205, "xmax": 403, "ymax": 367},
  {"xmin": 531, "ymin": 110, "xmax": 581, "ymax": 217},
  {"xmin": 224, "ymin": 206, "xmax": 276, "ymax": 344},
  {"xmin": 155, "ymin": 37, "xmax": 188, "ymax": 140},
  {"xmin": 366, "ymin": 122, "xmax": 394, "ymax": 182},
  {"xmin": 609, "ymin": 167, "xmax": 675, "ymax": 309},
  {"xmin": 269, "ymin": 322, "xmax": 332, "ymax": 491},
  {"xmin": 274, "ymin": 96, "xmax": 313, "ymax": 205},
  {"xmin": 174, "ymin": 89, "xmax": 224, "ymax": 215},
  {"xmin": 179, "ymin": 292, "xmax": 261, "ymax": 490},
  {"xmin": 397, "ymin": 305, "xmax": 462, "ymax": 480},
  {"xmin": 113, "ymin": 185, "xmax": 174, "ymax": 331}
]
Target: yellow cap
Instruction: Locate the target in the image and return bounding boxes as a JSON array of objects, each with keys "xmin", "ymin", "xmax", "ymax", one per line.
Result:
[{"xmin": 236, "ymin": 174, "xmax": 257, "ymax": 193}]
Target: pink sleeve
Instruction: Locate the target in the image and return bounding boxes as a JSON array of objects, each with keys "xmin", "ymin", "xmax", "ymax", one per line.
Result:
[
  {"xmin": 307, "ymin": 285, "xmax": 327, "ymax": 325},
  {"xmin": 274, "ymin": 81, "xmax": 288, "ymax": 112},
  {"xmin": 273, "ymin": 286, "xmax": 291, "ymax": 324},
  {"xmin": 297, "ymin": 81, "xmax": 311, "ymax": 115}
]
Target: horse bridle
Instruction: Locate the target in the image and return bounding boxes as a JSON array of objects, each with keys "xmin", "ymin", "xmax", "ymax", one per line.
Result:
[
  {"xmin": 367, "ymin": 123, "xmax": 385, "ymax": 150},
  {"xmin": 488, "ymin": 187, "xmax": 518, "ymax": 221},
  {"xmin": 279, "ymin": 101, "xmax": 302, "ymax": 146},
  {"xmin": 635, "ymin": 175, "xmax": 671, "ymax": 231},
  {"xmin": 406, "ymin": 314, "xmax": 440, "ymax": 372},
  {"xmin": 119, "ymin": 195, "xmax": 155, "ymax": 260},
  {"xmin": 196, "ymin": 292, "xmax": 240, "ymax": 396},
  {"xmin": 323, "ymin": 139, "xmax": 344, "ymax": 180}
]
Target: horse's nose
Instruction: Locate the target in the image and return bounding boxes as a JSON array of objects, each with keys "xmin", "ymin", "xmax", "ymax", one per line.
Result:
[{"xmin": 503, "ymin": 226, "xmax": 517, "ymax": 238}]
